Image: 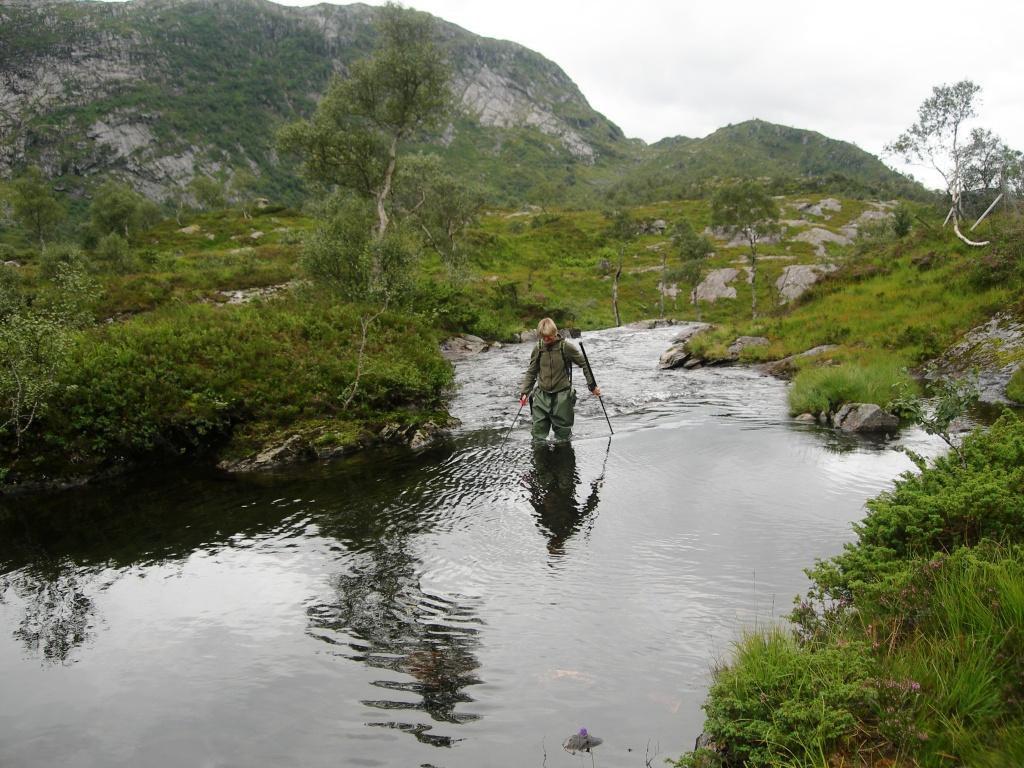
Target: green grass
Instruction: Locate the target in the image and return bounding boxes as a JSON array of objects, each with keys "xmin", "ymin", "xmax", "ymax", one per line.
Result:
[{"xmin": 787, "ymin": 359, "xmax": 915, "ymax": 416}]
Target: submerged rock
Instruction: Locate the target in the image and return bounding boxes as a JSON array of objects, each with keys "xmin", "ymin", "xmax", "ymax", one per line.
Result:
[{"xmin": 833, "ymin": 403, "xmax": 899, "ymax": 433}]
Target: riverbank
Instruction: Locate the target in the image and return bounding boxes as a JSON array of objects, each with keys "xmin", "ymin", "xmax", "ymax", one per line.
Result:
[{"xmin": 674, "ymin": 410, "xmax": 1024, "ymax": 767}]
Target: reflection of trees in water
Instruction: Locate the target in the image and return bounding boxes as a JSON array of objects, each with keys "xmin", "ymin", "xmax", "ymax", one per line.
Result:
[
  {"xmin": 1, "ymin": 559, "xmax": 97, "ymax": 664},
  {"xmin": 524, "ymin": 443, "xmax": 603, "ymax": 556},
  {"xmin": 307, "ymin": 538, "xmax": 483, "ymax": 748}
]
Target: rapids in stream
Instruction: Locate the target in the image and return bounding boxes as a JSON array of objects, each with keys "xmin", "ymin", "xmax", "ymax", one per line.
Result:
[{"xmin": 0, "ymin": 324, "xmax": 945, "ymax": 767}]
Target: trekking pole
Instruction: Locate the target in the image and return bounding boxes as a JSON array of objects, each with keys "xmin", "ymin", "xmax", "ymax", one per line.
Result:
[
  {"xmin": 579, "ymin": 341, "xmax": 613, "ymax": 435},
  {"xmin": 502, "ymin": 396, "xmax": 527, "ymax": 443}
]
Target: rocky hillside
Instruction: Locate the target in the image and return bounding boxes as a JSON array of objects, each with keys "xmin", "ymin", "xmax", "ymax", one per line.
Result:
[
  {"xmin": 0, "ymin": 0, "xmax": 922, "ymax": 206},
  {"xmin": 0, "ymin": 0, "xmax": 624, "ymax": 203}
]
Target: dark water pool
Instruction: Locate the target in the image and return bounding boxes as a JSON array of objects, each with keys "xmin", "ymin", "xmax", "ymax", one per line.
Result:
[{"xmin": 0, "ymin": 325, "xmax": 944, "ymax": 767}]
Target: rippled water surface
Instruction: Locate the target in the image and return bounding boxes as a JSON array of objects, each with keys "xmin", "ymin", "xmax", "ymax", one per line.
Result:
[{"xmin": 0, "ymin": 325, "xmax": 944, "ymax": 767}]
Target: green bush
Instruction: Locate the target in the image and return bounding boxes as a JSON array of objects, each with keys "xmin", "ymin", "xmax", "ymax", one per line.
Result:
[
  {"xmin": 38, "ymin": 242, "xmax": 90, "ymax": 280},
  {"xmin": 29, "ymin": 294, "xmax": 452, "ymax": 464},
  {"xmin": 788, "ymin": 361, "xmax": 914, "ymax": 415},
  {"xmin": 677, "ymin": 629, "xmax": 875, "ymax": 768},
  {"xmin": 807, "ymin": 411, "xmax": 1024, "ymax": 600},
  {"xmin": 1008, "ymin": 367, "xmax": 1024, "ymax": 404},
  {"xmin": 94, "ymin": 232, "xmax": 134, "ymax": 274}
]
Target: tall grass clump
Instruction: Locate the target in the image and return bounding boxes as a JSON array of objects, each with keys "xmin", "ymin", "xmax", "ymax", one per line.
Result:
[{"xmin": 787, "ymin": 360, "xmax": 914, "ymax": 415}]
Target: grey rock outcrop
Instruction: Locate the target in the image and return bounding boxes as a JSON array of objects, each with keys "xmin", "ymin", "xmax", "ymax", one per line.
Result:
[
  {"xmin": 928, "ymin": 312, "xmax": 1024, "ymax": 403},
  {"xmin": 658, "ymin": 323, "xmax": 712, "ymax": 369},
  {"xmin": 691, "ymin": 268, "xmax": 741, "ymax": 303},
  {"xmin": 775, "ymin": 263, "xmax": 838, "ymax": 303},
  {"xmin": 794, "ymin": 228, "xmax": 851, "ymax": 256},
  {"xmin": 727, "ymin": 336, "xmax": 769, "ymax": 358}
]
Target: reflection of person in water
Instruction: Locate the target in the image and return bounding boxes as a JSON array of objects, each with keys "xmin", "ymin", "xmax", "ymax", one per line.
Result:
[{"xmin": 525, "ymin": 442, "xmax": 603, "ymax": 555}]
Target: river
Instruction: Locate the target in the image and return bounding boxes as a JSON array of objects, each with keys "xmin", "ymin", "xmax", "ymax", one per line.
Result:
[{"xmin": 0, "ymin": 324, "xmax": 944, "ymax": 767}]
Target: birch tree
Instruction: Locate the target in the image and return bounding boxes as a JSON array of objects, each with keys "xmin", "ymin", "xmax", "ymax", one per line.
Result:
[
  {"xmin": 278, "ymin": 4, "xmax": 452, "ymax": 243},
  {"xmin": 886, "ymin": 80, "xmax": 1018, "ymax": 245}
]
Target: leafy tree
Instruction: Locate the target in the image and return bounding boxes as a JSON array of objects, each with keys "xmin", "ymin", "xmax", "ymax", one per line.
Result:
[
  {"xmin": 188, "ymin": 174, "xmax": 226, "ymax": 211},
  {"xmin": 394, "ymin": 154, "xmax": 484, "ymax": 281},
  {"xmin": 278, "ymin": 3, "xmax": 452, "ymax": 241},
  {"xmin": 672, "ymin": 218, "xmax": 714, "ymax": 261},
  {"xmin": 886, "ymin": 80, "xmax": 1019, "ymax": 245},
  {"xmin": 10, "ymin": 166, "xmax": 64, "ymax": 248},
  {"xmin": 710, "ymin": 181, "xmax": 780, "ymax": 318},
  {"xmin": 0, "ymin": 261, "xmax": 96, "ymax": 450},
  {"xmin": 90, "ymin": 181, "xmax": 160, "ymax": 240}
]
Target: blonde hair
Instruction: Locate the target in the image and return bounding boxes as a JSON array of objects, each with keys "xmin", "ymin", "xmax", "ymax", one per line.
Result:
[{"xmin": 537, "ymin": 317, "xmax": 558, "ymax": 338}]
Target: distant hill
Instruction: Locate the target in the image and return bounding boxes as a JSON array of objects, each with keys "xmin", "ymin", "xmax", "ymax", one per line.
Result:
[
  {"xmin": 0, "ymin": 0, "xmax": 924, "ymax": 206},
  {"xmin": 597, "ymin": 120, "xmax": 929, "ymax": 203}
]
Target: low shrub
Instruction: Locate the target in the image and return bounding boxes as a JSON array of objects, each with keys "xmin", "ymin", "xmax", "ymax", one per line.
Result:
[
  {"xmin": 675, "ymin": 629, "xmax": 875, "ymax": 768},
  {"xmin": 1008, "ymin": 367, "xmax": 1024, "ymax": 404},
  {"xmin": 23, "ymin": 293, "xmax": 452, "ymax": 466},
  {"xmin": 807, "ymin": 411, "xmax": 1024, "ymax": 599}
]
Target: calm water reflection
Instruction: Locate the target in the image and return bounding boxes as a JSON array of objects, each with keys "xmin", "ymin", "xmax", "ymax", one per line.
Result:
[{"xmin": 0, "ymin": 325, "xmax": 946, "ymax": 767}]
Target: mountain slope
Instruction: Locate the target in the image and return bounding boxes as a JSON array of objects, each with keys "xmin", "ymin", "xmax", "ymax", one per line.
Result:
[
  {"xmin": 0, "ymin": 0, "xmax": 923, "ymax": 206},
  {"xmin": 597, "ymin": 119, "xmax": 927, "ymax": 202},
  {"xmin": 0, "ymin": 0, "xmax": 624, "ymax": 203}
]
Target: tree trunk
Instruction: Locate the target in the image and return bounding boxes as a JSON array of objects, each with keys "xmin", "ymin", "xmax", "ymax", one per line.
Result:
[
  {"xmin": 747, "ymin": 237, "xmax": 758, "ymax": 319},
  {"xmin": 375, "ymin": 135, "xmax": 399, "ymax": 239},
  {"xmin": 612, "ymin": 249, "xmax": 623, "ymax": 327},
  {"xmin": 659, "ymin": 252, "xmax": 666, "ymax": 319}
]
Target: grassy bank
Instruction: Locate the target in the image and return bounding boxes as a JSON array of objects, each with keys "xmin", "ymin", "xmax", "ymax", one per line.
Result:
[
  {"xmin": 675, "ymin": 411, "xmax": 1024, "ymax": 767},
  {"xmin": 3, "ymin": 196, "xmax": 1021, "ymax": 487}
]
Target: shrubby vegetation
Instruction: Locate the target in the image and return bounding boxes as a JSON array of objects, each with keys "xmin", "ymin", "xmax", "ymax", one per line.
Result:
[{"xmin": 677, "ymin": 412, "xmax": 1024, "ymax": 768}]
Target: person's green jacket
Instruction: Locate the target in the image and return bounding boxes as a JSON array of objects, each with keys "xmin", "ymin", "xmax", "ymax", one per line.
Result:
[{"xmin": 519, "ymin": 339, "xmax": 597, "ymax": 395}]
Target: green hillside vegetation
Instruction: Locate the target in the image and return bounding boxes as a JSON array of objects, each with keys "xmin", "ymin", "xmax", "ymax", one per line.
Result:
[{"xmin": 3, "ymin": 189, "xmax": 1020, "ymax": 488}]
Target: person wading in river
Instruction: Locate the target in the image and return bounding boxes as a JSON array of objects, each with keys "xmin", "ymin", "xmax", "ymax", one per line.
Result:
[{"xmin": 518, "ymin": 318, "xmax": 601, "ymax": 442}]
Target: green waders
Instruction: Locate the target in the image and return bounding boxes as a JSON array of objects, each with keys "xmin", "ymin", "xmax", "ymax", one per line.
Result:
[{"xmin": 530, "ymin": 388, "xmax": 577, "ymax": 441}]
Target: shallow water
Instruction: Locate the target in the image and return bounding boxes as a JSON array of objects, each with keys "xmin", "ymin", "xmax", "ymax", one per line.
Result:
[{"xmin": 0, "ymin": 325, "xmax": 944, "ymax": 767}]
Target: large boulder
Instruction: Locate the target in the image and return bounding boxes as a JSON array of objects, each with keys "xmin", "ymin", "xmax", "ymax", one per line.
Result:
[
  {"xmin": 927, "ymin": 312, "xmax": 1024, "ymax": 404},
  {"xmin": 775, "ymin": 263, "xmax": 838, "ymax": 303},
  {"xmin": 691, "ymin": 268, "xmax": 741, "ymax": 303},
  {"xmin": 658, "ymin": 322, "xmax": 712, "ymax": 369},
  {"xmin": 440, "ymin": 333, "xmax": 489, "ymax": 361},
  {"xmin": 833, "ymin": 403, "xmax": 899, "ymax": 433}
]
